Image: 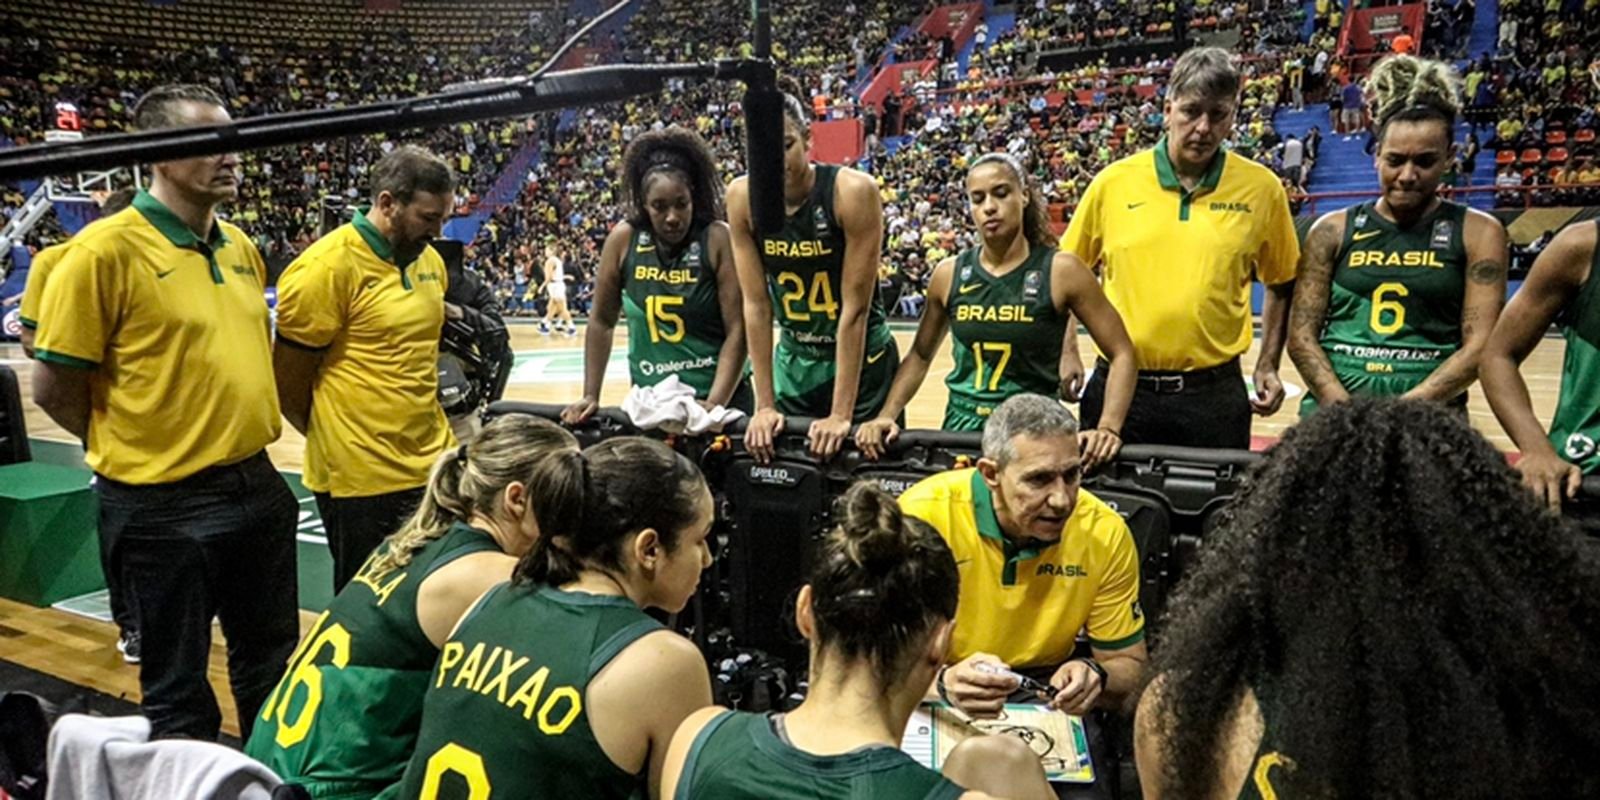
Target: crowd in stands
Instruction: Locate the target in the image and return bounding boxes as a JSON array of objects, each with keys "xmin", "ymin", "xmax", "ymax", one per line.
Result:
[
  {"xmin": 1477, "ymin": 0, "xmax": 1600, "ymax": 206},
  {"xmin": 0, "ymin": 10, "xmax": 566, "ymax": 261}
]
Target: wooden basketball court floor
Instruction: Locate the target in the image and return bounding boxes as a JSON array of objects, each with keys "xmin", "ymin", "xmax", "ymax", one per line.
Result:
[{"xmin": 0, "ymin": 322, "xmax": 1570, "ymax": 737}]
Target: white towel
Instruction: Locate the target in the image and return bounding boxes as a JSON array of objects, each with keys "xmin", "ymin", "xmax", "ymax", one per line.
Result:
[
  {"xmin": 621, "ymin": 375, "xmax": 745, "ymax": 435},
  {"xmin": 46, "ymin": 714, "xmax": 281, "ymax": 800}
]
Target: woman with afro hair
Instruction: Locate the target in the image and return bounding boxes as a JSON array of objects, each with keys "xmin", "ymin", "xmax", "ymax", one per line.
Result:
[{"xmin": 1136, "ymin": 397, "xmax": 1600, "ymax": 799}]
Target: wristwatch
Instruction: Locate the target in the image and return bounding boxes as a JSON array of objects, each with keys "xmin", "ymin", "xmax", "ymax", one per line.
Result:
[
  {"xmin": 936, "ymin": 665, "xmax": 953, "ymax": 704},
  {"xmin": 1075, "ymin": 657, "xmax": 1108, "ymax": 690}
]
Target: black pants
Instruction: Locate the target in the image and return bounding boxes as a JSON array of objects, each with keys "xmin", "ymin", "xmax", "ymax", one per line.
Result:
[
  {"xmin": 1081, "ymin": 359, "xmax": 1253, "ymax": 450},
  {"xmin": 96, "ymin": 451, "xmax": 299, "ymax": 741},
  {"xmin": 92, "ymin": 477, "xmax": 137, "ymax": 638},
  {"xmin": 314, "ymin": 487, "xmax": 425, "ymax": 592}
]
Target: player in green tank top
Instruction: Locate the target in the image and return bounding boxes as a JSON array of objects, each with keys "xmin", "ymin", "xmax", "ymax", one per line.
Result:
[
  {"xmin": 245, "ymin": 416, "xmax": 577, "ymax": 799},
  {"xmin": 1484, "ymin": 220, "xmax": 1600, "ymax": 509},
  {"xmin": 662, "ymin": 483, "xmax": 1054, "ymax": 800},
  {"xmin": 563, "ymin": 127, "xmax": 749, "ymax": 426},
  {"xmin": 1289, "ymin": 54, "xmax": 1508, "ymax": 416},
  {"xmin": 392, "ymin": 438, "xmax": 714, "ymax": 800},
  {"xmin": 729, "ymin": 89, "xmax": 898, "ymax": 462},
  {"xmin": 1134, "ymin": 398, "xmax": 1600, "ymax": 799},
  {"xmin": 856, "ymin": 154, "xmax": 1136, "ymax": 468}
]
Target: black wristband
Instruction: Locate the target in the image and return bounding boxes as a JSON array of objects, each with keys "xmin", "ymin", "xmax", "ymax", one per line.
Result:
[
  {"xmin": 936, "ymin": 666, "xmax": 953, "ymax": 704},
  {"xmin": 1075, "ymin": 657, "xmax": 1108, "ymax": 690}
]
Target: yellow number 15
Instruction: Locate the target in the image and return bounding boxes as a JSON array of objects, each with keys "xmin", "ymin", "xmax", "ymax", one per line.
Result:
[{"xmin": 645, "ymin": 295, "xmax": 685, "ymax": 343}]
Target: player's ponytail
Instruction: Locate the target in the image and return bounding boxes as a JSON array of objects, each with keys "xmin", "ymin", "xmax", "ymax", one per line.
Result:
[
  {"xmin": 970, "ymin": 152, "xmax": 1055, "ymax": 249},
  {"xmin": 367, "ymin": 416, "xmax": 578, "ymax": 577},
  {"xmin": 514, "ymin": 437, "xmax": 708, "ymax": 586},
  {"xmin": 807, "ymin": 482, "xmax": 959, "ymax": 684},
  {"xmin": 778, "ymin": 74, "xmax": 811, "ymax": 130},
  {"xmin": 1366, "ymin": 54, "xmax": 1461, "ymax": 146}
]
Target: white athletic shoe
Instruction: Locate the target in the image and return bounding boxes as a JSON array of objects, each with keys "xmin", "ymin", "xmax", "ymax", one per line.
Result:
[{"xmin": 117, "ymin": 632, "xmax": 141, "ymax": 665}]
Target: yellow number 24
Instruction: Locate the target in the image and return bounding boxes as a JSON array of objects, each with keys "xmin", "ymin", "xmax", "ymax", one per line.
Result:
[{"xmin": 776, "ymin": 271, "xmax": 840, "ymax": 322}]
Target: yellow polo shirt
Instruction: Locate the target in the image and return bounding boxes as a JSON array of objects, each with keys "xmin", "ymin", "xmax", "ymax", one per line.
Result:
[
  {"xmin": 275, "ymin": 211, "xmax": 452, "ymax": 498},
  {"xmin": 33, "ymin": 192, "xmax": 280, "ymax": 484},
  {"xmin": 1061, "ymin": 138, "xmax": 1300, "ymax": 371},
  {"xmin": 898, "ymin": 469, "xmax": 1145, "ymax": 670},
  {"xmin": 17, "ymin": 242, "xmax": 69, "ymax": 332}
]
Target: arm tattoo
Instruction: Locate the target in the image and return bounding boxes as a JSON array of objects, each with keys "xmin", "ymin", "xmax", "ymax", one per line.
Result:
[
  {"xmin": 1468, "ymin": 258, "xmax": 1506, "ymax": 285},
  {"xmin": 1288, "ymin": 219, "xmax": 1344, "ymax": 392}
]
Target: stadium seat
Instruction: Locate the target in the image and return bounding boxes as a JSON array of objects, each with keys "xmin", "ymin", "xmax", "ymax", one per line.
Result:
[
  {"xmin": 1521, "ymin": 148, "xmax": 1544, "ymax": 164},
  {"xmin": 1576, "ymin": 128, "xmax": 1596, "ymax": 144},
  {"xmin": 1496, "ymin": 149, "xmax": 1517, "ymax": 165},
  {"xmin": 1548, "ymin": 147, "xmax": 1569, "ymax": 164},
  {"xmin": 1546, "ymin": 130, "xmax": 1568, "ymax": 146}
]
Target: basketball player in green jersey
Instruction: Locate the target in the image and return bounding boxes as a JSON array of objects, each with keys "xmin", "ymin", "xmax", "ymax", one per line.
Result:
[
  {"xmin": 245, "ymin": 416, "xmax": 577, "ymax": 799},
  {"xmin": 1289, "ymin": 55, "xmax": 1508, "ymax": 415},
  {"xmin": 1483, "ymin": 221, "xmax": 1600, "ymax": 510},
  {"xmin": 662, "ymin": 482, "xmax": 1053, "ymax": 800},
  {"xmin": 856, "ymin": 153, "xmax": 1137, "ymax": 468},
  {"xmin": 391, "ymin": 438, "xmax": 713, "ymax": 800},
  {"xmin": 728, "ymin": 85, "xmax": 897, "ymax": 462},
  {"xmin": 563, "ymin": 127, "xmax": 748, "ymax": 425}
]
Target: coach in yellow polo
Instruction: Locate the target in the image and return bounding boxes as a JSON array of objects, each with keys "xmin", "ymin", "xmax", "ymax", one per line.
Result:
[
  {"xmin": 1063, "ymin": 46, "xmax": 1300, "ymax": 449},
  {"xmin": 32, "ymin": 85, "xmax": 299, "ymax": 742},
  {"xmin": 273, "ymin": 146, "xmax": 456, "ymax": 591},
  {"xmin": 899, "ymin": 394, "xmax": 1148, "ymax": 721}
]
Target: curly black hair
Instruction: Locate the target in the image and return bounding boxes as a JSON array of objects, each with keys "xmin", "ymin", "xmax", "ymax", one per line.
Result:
[
  {"xmin": 619, "ymin": 125, "xmax": 724, "ymax": 232},
  {"xmin": 1143, "ymin": 398, "xmax": 1600, "ymax": 799}
]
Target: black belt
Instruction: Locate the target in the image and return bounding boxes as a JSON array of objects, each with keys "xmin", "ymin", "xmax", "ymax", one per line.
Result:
[
  {"xmin": 1096, "ymin": 357, "xmax": 1241, "ymax": 395},
  {"xmin": 94, "ymin": 450, "xmax": 271, "ymax": 492}
]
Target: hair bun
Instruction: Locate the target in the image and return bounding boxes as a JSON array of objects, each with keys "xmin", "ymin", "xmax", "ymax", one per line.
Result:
[{"xmin": 838, "ymin": 483, "xmax": 914, "ymax": 568}]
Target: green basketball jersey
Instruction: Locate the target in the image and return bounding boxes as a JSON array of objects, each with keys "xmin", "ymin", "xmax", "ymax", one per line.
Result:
[
  {"xmin": 1236, "ymin": 683, "xmax": 1295, "ymax": 800},
  {"xmin": 759, "ymin": 164, "xmax": 893, "ymax": 354},
  {"xmin": 1549, "ymin": 221, "xmax": 1600, "ymax": 473},
  {"xmin": 246, "ymin": 522, "xmax": 501, "ymax": 800},
  {"xmin": 619, "ymin": 221, "xmax": 725, "ymax": 396},
  {"xmin": 1304, "ymin": 200, "xmax": 1470, "ymax": 412},
  {"xmin": 392, "ymin": 585, "xmax": 664, "ymax": 800},
  {"xmin": 944, "ymin": 244, "xmax": 1067, "ymax": 429},
  {"xmin": 675, "ymin": 710, "xmax": 964, "ymax": 800}
]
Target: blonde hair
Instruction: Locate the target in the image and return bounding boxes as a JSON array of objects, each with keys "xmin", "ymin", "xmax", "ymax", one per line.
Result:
[
  {"xmin": 1365, "ymin": 54, "xmax": 1462, "ymax": 142},
  {"xmin": 363, "ymin": 415, "xmax": 578, "ymax": 576}
]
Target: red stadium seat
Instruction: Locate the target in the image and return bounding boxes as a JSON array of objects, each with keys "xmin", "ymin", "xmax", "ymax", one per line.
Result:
[
  {"xmin": 1521, "ymin": 148, "xmax": 1543, "ymax": 164},
  {"xmin": 1576, "ymin": 128, "xmax": 1597, "ymax": 144},
  {"xmin": 1547, "ymin": 147, "xmax": 1569, "ymax": 164},
  {"xmin": 1496, "ymin": 149, "xmax": 1517, "ymax": 165},
  {"xmin": 1546, "ymin": 130, "xmax": 1567, "ymax": 145}
]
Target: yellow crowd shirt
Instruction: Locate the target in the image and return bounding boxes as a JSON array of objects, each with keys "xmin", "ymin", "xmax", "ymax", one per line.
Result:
[
  {"xmin": 275, "ymin": 211, "xmax": 453, "ymax": 497},
  {"xmin": 1061, "ymin": 138, "xmax": 1300, "ymax": 371},
  {"xmin": 898, "ymin": 469, "xmax": 1145, "ymax": 669},
  {"xmin": 33, "ymin": 192, "xmax": 280, "ymax": 484}
]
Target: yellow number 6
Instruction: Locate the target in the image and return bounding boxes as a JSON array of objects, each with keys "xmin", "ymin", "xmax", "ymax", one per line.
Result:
[{"xmin": 1369, "ymin": 282, "xmax": 1408, "ymax": 335}]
